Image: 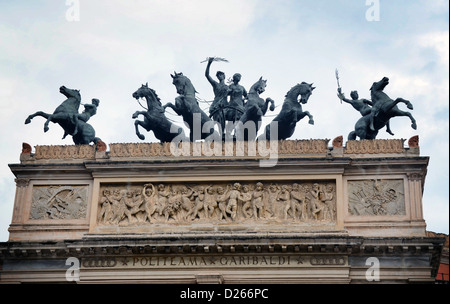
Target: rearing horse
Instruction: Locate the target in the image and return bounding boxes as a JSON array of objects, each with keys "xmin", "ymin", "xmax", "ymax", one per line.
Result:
[
  {"xmin": 234, "ymin": 77, "xmax": 275, "ymax": 141},
  {"xmin": 261, "ymin": 82, "xmax": 315, "ymax": 141},
  {"xmin": 348, "ymin": 77, "xmax": 417, "ymax": 140},
  {"xmin": 25, "ymin": 86, "xmax": 101, "ymax": 145},
  {"xmin": 164, "ymin": 72, "xmax": 220, "ymax": 141},
  {"xmin": 132, "ymin": 83, "xmax": 186, "ymax": 143},
  {"xmin": 25, "ymin": 86, "xmax": 81, "ymax": 137}
]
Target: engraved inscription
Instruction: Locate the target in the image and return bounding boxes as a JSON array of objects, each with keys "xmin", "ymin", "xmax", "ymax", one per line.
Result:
[
  {"xmin": 81, "ymin": 255, "xmax": 347, "ymax": 269},
  {"xmin": 97, "ymin": 181, "xmax": 336, "ymax": 225},
  {"xmin": 30, "ymin": 185, "xmax": 88, "ymax": 219},
  {"xmin": 348, "ymin": 179, "xmax": 405, "ymax": 216}
]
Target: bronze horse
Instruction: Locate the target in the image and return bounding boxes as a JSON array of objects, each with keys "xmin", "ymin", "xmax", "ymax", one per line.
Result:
[
  {"xmin": 261, "ymin": 82, "xmax": 315, "ymax": 141},
  {"xmin": 164, "ymin": 72, "xmax": 220, "ymax": 141},
  {"xmin": 25, "ymin": 86, "xmax": 100, "ymax": 145},
  {"xmin": 234, "ymin": 77, "xmax": 275, "ymax": 141},
  {"xmin": 132, "ymin": 83, "xmax": 186, "ymax": 143},
  {"xmin": 348, "ymin": 77, "xmax": 416, "ymax": 140}
]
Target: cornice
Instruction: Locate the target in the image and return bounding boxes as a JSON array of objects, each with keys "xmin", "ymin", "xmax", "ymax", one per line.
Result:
[{"xmin": 0, "ymin": 235, "xmax": 445, "ymax": 258}]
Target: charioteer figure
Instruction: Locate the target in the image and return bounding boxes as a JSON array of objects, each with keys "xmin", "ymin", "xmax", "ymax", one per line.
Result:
[{"xmin": 205, "ymin": 57, "xmax": 230, "ymax": 139}]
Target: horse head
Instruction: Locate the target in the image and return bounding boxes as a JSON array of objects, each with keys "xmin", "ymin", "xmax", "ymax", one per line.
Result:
[
  {"xmin": 370, "ymin": 77, "xmax": 389, "ymax": 93},
  {"xmin": 132, "ymin": 83, "xmax": 163, "ymax": 110},
  {"xmin": 291, "ymin": 82, "xmax": 315, "ymax": 104},
  {"xmin": 249, "ymin": 77, "xmax": 267, "ymax": 95},
  {"xmin": 59, "ymin": 85, "xmax": 81, "ymax": 101},
  {"xmin": 171, "ymin": 71, "xmax": 197, "ymax": 96},
  {"xmin": 132, "ymin": 82, "xmax": 148, "ymax": 99}
]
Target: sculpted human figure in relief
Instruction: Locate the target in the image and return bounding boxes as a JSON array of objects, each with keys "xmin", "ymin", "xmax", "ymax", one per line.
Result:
[
  {"xmin": 97, "ymin": 181, "xmax": 337, "ymax": 225},
  {"xmin": 252, "ymin": 182, "xmax": 265, "ymax": 219}
]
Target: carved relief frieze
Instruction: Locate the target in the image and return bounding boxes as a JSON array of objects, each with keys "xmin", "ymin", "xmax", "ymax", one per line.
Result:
[
  {"xmin": 30, "ymin": 185, "xmax": 88, "ymax": 220},
  {"xmin": 347, "ymin": 179, "xmax": 405, "ymax": 216},
  {"xmin": 97, "ymin": 181, "xmax": 336, "ymax": 226}
]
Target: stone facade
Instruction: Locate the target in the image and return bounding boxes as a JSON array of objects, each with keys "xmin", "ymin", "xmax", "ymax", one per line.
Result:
[{"xmin": 0, "ymin": 138, "xmax": 445, "ymax": 283}]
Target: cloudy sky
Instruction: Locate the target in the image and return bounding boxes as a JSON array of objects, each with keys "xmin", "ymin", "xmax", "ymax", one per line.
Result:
[{"xmin": 0, "ymin": 0, "xmax": 448, "ymax": 241}]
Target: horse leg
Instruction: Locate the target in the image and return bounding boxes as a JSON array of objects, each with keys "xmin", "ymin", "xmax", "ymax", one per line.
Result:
[
  {"xmin": 356, "ymin": 128, "xmax": 368, "ymax": 140},
  {"xmin": 297, "ymin": 111, "xmax": 314, "ymax": 125},
  {"xmin": 25, "ymin": 111, "xmax": 50, "ymax": 124},
  {"xmin": 189, "ymin": 128, "xmax": 194, "ymax": 142},
  {"xmin": 392, "ymin": 108, "xmax": 417, "ymax": 130},
  {"xmin": 304, "ymin": 111, "xmax": 314, "ymax": 125},
  {"xmin": 385, "ymin": 120, "xmax": 394, "ymax": 136},
  {"xmin": 44, "ymin": 113, "xmax": 67, "ymax": 132},
  {"xmin": 132, "ymin": 111, "xmax": 146, "ymax": 119},
  {"xmin": 44, "ymin": 112, "xmax": 74, "ymax": 133},
  {"xmin": 163, "ymin": 102, "xmax": 181, "ymax": 116},
  {"xmin": 395, "ymin": 98, "xmax": 413, "ymax": 110},
  {"xmin": 351, "ymin": 116, "xmax": 371, "ymax": 140},
  {"xmin": 77, "ymin": 124, "xmax": 97, "ymax": 145},
  {"xmin": 134, "ymin": 120, "xmax": 147, "ymax": 140}
]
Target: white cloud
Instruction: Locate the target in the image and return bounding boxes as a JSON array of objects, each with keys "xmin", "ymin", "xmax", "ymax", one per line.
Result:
[{"xmin": 417, "ymin": 31, "xmax": 449, "ymax": 67}]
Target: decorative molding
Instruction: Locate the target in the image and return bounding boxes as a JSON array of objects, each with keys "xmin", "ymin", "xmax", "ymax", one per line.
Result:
[
  {"xmin": 406, "ymin": 172, "xmax": 424, "ymax": 181},
  {"xmin": 21, "ymin": 142, "xmax": 32, "ymax": 154},
  {"xmin": 347, "ymin": 179, "xmax": 405, "ymax": 216},
  {"xmin": 1, "ymin": 237, "xmax": 444, "ymax": 258},
  {"xmin": 14, "ymin": 178, "xmax": 30, "ymax": 188},
  {"xmin": 109, "ymin": 142, "xmax": 172, "ymax": 157},
  {"xmin": 30, "ymin": 185, "xmax": 88, "ymax": 220},
  {"xmin": 332, "ymin": 136, "xmax": 343, "ymax": 148},
  {"xmin": 34, "ymin": 145, "xmax": 95, "ymax": 160},
  {"xmin": 108, "ymin": 139, "xmax": 330, "ymax": 158},
  {"xmin": 96, "ymin": 140, "xmax": 107, "ymax": 152},
  {"xmin": 21, "ymin": 139, "xmax": 416, "ymax": 161},
  {"xmin": 345, "ymin": 139, "xmax": 405, "ymax": 154},
  {"xmin": 278, "ymin": 139, "xmax": 330, "ymax": 154},
  {"xmin": 97, "ymin": 181, "xmax": 337, "ymax": 226},
  {"xmin": 408, "ymin": 135, "xmax": 419, "ymax": 148}
]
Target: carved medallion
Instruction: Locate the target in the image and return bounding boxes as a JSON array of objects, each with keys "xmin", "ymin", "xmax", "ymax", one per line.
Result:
[
  {"xmin": 30, "ymin": 185, "xmax": 88, "ymax": 220},
  {"xmin": 347, "ymin": 179, "xmax": 405, "ymax": 216}
]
